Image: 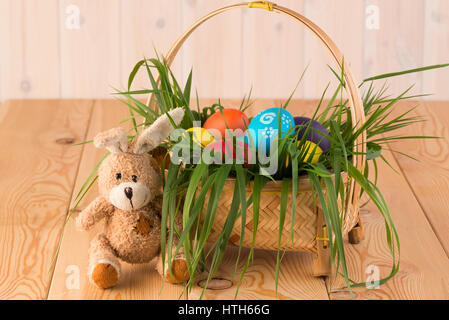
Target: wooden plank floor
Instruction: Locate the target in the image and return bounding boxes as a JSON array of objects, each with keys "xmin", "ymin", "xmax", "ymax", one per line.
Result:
[
  {"xmin": 0, "ymin": 100, "xmax": 93, "ymax": 299},
  {"xmin": 0, "ymin": 99, "xmax": 448, "ymax": 300}
]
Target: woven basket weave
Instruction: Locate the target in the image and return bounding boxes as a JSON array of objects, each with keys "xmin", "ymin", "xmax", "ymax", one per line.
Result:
[
  {"xmin": 206, "ymin": 173, "xmax": 349, "ymax": 253},
  {"xmin": 206, "ymin": 179, "xmax": 320, "ymax": 253},
  {"xmin": 146, "ymin": 2, "xmax": 367, "ymax": 272}
]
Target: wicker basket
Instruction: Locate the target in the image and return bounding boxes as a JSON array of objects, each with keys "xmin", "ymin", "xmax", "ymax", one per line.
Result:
[
  {"xmin": 146, "ymin": 1, "xmax": 367, "ymax": 276},
  {"xmin": 206, "ymin": 173, "xmax": 349, "ymax": 254}
]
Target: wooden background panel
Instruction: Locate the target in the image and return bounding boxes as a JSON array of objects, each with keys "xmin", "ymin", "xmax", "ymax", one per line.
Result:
[
  {"xmin": 302, "ymin": 0, "xmax": 365, "ymax": 99},
  {"xmin": 59, "ymin": 0, "xmax": 121, "ymax": 98},
  {"xmin": 0, "ymin": 100, "xmax": 92, "ymax": 299},
  {"xmin": 179, "ymin": 0, "xmax": 244, "ymax": 99},
  {"xmin": 241, "ymin": 0, "xmax": 305, "ymax": 100},
  {"xmin": 119, "ymin": 0, "xmax": 183, "ymax": 92},
  {"xmin": 422, "ymin": 0, "xmax": 449, "ymax": 100},
  {"xmin": 363, "ymin": 0, "xmax": 425, "ymax": 97},
  {"xmin": 0, "ymin": 0, "xmax": 7, "ymax": 102},
  {"xmin": 0, "ymin": 0, "xmax": 60, "ymax": 100},
  {"xmin": 0, "ymin": 0, "xmax": 449, "ymax": 102}
]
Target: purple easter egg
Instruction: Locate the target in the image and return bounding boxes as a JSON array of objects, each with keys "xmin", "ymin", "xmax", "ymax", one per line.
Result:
[{"xmin": 294, "ymin": 117, "xmax": 330, "ymax": 152}]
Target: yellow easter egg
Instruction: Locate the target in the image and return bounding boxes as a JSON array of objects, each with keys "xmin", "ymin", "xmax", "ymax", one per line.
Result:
[
  {"xmin": 186, "ymin": 127, "xmax": 215, "ymax": 147},
  {"xmin": 285, "ymin": 141, "xmax": 324, "ymax": 167},
  {"xmin": 301, "ymin": 141, "xmax": 323, "ymax": 164}
]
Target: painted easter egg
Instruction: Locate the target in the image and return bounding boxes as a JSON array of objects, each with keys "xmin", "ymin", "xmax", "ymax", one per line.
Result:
[
  {"xmin": 294, "ymin": 117, "xmax": 330, "ymax": 163},
  {"xmin": 203, "ymin": 109, "xmax": 249, "ymax": 138},
  {"xmin": 247, "ymin": 107, "xmax": 294, "ymax": 153},
  {"xmin": 186, "ymin": 127, "xmax": 215, "ymax": 147},
  {"xmin": 204, "ymin": 138, "xmax": 252, "ymax": 165}
]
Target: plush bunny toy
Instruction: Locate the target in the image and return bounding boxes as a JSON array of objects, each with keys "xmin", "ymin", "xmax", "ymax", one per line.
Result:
[{"xmin": 76, "ymin": 108, "xmax": 189, "ymax": 289}]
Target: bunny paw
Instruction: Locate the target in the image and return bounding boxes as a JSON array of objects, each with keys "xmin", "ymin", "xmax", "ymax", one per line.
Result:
[
  {"xmin": 89, "ymin": 261, "xmax": 119, "ymax": 289},
  {"xmin": 165, "ymin": 258, "xmax": 190, "ymax": 284}
]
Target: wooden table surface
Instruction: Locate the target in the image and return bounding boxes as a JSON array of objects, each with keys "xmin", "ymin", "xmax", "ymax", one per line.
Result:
[{"xmin": 0, "ymin": 99, "xmax": 448, "ymax": 300}]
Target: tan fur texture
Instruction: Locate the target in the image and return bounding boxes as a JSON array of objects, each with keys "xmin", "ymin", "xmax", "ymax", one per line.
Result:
[
  {"xmin": 93, "ymin": 127, "xmax": 128, "ymax": 154},
  {"xmin": 76, "ymin": 108, "xmax": 189, "ymax": 289},
  {"xmin": 133, "ymin": 107, "xmax": 185, "ymax": 154}
]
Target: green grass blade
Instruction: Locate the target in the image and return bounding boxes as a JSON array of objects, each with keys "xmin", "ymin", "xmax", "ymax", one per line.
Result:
[{"xmin": 362, "ymin": 63, "xmax": 449, "ymax": 83}]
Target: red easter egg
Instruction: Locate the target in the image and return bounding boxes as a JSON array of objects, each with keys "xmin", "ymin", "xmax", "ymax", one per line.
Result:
[
  {"xmin": 203, "ymin": 109, "xmax": 249, "ymax": 138},
  {"xmin": 205, "ymin": 138, "xmax": 253, "ymax": 166}
]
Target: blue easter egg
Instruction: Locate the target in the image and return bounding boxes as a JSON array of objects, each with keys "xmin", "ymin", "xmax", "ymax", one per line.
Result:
[{"xmin": 247, "ymin": 108, "xmax": 294, "ymax": 153}]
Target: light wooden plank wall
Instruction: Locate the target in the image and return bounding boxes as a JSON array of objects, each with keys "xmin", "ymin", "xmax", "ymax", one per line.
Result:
[{"xmin": 0, "ymin": 0, "xmax": 448, "ymax": 103}]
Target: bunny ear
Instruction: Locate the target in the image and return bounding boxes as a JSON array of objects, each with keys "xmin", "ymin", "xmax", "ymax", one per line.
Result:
[
  {"xmin": 133, "ymin": 107, "xmax": 185, "ymax": 154},
  {"xmin": 93, "ymin": 127, "xmax": 129, "ymax": 154}
]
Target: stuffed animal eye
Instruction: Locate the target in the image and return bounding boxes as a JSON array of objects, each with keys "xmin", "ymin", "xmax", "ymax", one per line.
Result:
[
  {"xmin": 115, "ymin": 173, "xmax": 122, "ymax": 180},
  {"xmin": 132, "ymin": 175, "xmax": 138, "ymax": 182}
]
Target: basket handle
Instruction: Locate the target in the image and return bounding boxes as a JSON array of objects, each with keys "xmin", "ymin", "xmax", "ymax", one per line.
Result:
[{"xmin": 145, "ymin": 1, "xmax": 366, "ymax": 179}]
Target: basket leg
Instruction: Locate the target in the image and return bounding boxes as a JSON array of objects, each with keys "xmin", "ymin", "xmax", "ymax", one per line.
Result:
[
  {"xmin": 348, "ymin": 215, "xmax": 365, "ymax": 244},
  {"xmin": 313, "ymin": 245, "xmax": 331, "ymax": 277},
  {"xmin": 313, "ymin": 208, "xmax": 331, "ymax": 277}
]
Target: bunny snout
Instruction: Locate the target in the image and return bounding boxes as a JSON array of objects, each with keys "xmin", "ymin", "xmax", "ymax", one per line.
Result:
[
  {"xmin": 124, "ymin": 187, "xmax": 133, "ymax": 200},
  {"xmin": 109, "ymin": 182, "xmax": 150, "ymax": 211}
]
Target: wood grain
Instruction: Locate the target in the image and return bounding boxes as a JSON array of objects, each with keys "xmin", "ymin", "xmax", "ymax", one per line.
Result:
[
  {"xmin": 59, "ymin": 0, "xmax": 121, "ymax": 98},
  {"xmin": 303, "ymin": 0, "xmax": 365, "ymax": 99},
  {"xmin": 389, "ymin": 101, "xmax": 449, "ymax": 255},
  {"xmin": 0, "ymin": 0, "xmax": 60, "ymax": 101},
  {"xmin": 363, "ymin": 0, "xmax": 425, "ymax": 97},
  {"xmin": 0, "ymin": 0, "xmax": 6, "ymax": 102},
  {"xmin": 119, "ymin": 0, "xmax": 183, "ymax": 91},
  {"xmin": 0, "ymin": 99, "xmax": 93, "ymax": 299},
  {"xmin": 422, "ymin": 0, "xmax": 449, "ymax": 100},
  {"xmin": 329, "ymin": 147, "xmax": 449, "ymax": 299},
  {"xmin": 180, "ymin": 0, "xmax": 243, "ymax": 99},
  {"xmin": 47, "ymin": 100, "xmax": 186, "ymax": 299},
  {"xmin": 1, "ymin": 1, "xmax": 449, "ymax": 102},
  {"xmin": 241, "ymin": 0, "xmax": 305, "ymax": 99},
  {"xmin": 189, "ymin": 246, "xmax": 329, "ymax": 300},
  {"xmin": 2, "ymin": 98, "xmax": 449, "ymax": 300}
]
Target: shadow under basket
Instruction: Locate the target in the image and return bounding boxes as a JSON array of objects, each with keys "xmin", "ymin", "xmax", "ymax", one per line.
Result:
[{"xmin": 147, "ymin": 2, "xmax": 367, "ymax": 278}]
